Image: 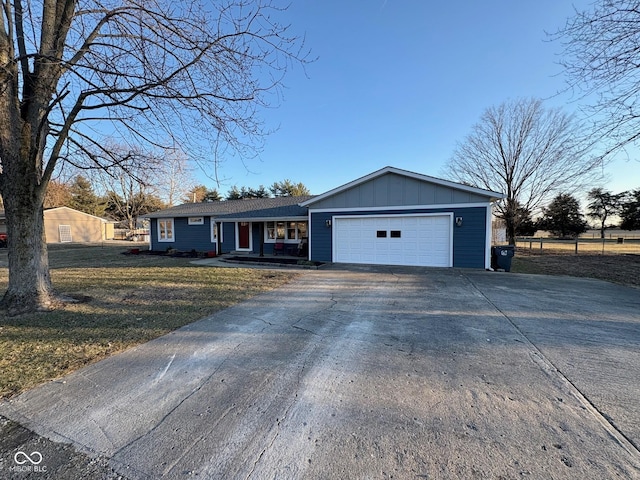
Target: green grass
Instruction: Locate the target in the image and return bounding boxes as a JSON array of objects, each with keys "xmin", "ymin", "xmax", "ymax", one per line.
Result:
[{"xmin": 0, "ymin": 244, "xmax": 297, "ymax": 398}]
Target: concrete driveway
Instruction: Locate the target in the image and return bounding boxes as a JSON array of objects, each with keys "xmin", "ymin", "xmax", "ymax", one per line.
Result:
[{"xmin": 1, "ymin": 266, "xmax": 639, "ymax": 479}]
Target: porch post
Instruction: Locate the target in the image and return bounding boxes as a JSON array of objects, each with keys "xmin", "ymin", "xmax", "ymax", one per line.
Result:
[{"xmin": 259, "ymin": 222, "xmax": 264, "ymax": 257}]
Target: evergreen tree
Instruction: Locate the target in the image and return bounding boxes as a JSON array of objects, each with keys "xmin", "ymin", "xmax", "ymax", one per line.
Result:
[
  {"xmin": 248, "ymin": 185, "xmax": 270, "ymax": 198},
  {"xmin": 538, "ymin": 194, "xmax": 588, "ymax": 238},
  {"xmin": 226, "ymin": 186, "xmax": 243, "ymax": 200},
  {"xmin": 620, "ymin": 189, "xmax": 640, "ymax": 231},
  {"xmin": 513, "ymin": 206, "xmax": 537, "ymax": 237},
  {"xmin": 270, "ymin": 179, "xmax": 310, "ymax": 197},
  {"xmin": 203, "ymin": 189, "xmax": 222, "ymax": 202},
  {"xmin": 69, "ymin": 176, "xmax": 105, "ymax": 217}
]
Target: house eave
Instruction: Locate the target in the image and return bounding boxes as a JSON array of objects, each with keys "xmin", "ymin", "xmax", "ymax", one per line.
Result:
[{"xmin": 216, "ymin": 216, "xmax": 308, "ymax": 222}]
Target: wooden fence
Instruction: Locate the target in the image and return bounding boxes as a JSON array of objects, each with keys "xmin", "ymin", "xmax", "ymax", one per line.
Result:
[{"xmin": 515, "ymin": 237, "xmax": 640, "ymax": 255}]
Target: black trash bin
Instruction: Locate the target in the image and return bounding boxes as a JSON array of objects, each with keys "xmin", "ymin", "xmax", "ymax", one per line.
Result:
[{"xmin": 491, "ymin": 245, "xmax": 515, "ymax": 272}]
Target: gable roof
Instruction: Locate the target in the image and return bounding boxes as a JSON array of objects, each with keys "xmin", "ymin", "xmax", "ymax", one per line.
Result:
[
  {"xmin": 143, "ymin": 196, "xmax": 314, "ymax": 219},
  {"xmin": 299, "ymin": 166, "xmax": 504, "ymax": 207},
  {"xmin": 44, "ymin": 206, "xmax": 115, "ymax": 223},
  {"xmin": 0, "ymin": 206, "xmax": 114, "ymax": 223}
]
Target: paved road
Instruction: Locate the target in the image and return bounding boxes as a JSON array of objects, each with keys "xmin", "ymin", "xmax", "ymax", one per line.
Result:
[{"xmin": 1, "ymin": 266, "xmax": 639, "ymax": 479}]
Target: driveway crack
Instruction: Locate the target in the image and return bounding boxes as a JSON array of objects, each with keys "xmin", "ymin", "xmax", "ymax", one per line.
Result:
[
  {"xmin": 111, "ymin": 340, "xmax": 246, "ymax": 460},
  {"xmin": 245, "ymin": 344, "xmax": 313, "ymax": 479},
  {"xmin": 463, "ymin": 272, "xmax": 640, "ymax": 461}
]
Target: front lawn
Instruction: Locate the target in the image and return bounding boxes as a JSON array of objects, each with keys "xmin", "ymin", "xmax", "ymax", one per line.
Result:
[
  {"xmin": 511, "ymin": 248, "xmax": 640, "ymax": 287},
  {"xmin": 0, "ymin": 244, "xmax": 297, "ymax": 398}
]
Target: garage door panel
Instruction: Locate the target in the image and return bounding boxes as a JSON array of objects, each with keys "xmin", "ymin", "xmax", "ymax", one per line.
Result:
[{"xmin": 334, "ymin": 215, "xmax": 451, "ymax": 267}]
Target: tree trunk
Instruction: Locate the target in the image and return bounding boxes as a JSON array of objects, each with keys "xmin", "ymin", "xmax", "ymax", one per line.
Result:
[
  {"xmin": 505, "ymin": 218, "xmax": 517, "ymax": 245},
  {"xmin": 1, "ymin": 192, "xmax": 58, "ymax": 314}
]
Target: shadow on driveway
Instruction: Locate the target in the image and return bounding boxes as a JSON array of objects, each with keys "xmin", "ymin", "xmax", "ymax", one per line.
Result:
[{"xmin": 1, "ymin": 267, "xmax": 639, "ymax": 479}]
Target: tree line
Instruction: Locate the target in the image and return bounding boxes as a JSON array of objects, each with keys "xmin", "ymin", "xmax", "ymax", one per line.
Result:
[
  {"xmin": 513, "ymin": 188, "xmax": 640, "ymax": 239},
  {"xmin": 188, "ymin": 179, "xmax": 310, "ymax": 202},
  {"xmin": 38, "ymin": 175, "xmax": 310, "ymax": 231},
  {"xmin": 1, "ymin": 0, "xmax": 638, "ymax": 314}
]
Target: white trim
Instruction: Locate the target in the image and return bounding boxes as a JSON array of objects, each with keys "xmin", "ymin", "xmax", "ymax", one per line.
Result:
[
  {"xmin": 157, "ymin": 218, "xmax": 175, "ymax": 243},
  {"xmin": 218, "ymin": 216, "xmax": 307, "ymax": 223},
  {"xmin": 308, "ymin": 202, "xmax": 491, "ymax": 214},
  {"xmin": 307, "ymin": 210, "xmax": 312, "ymax": 261},
  {"xmin": 235, "ymin": 221, "xmax": 253, "ymax": 251},
  {"xmin": 331, "ymin": 212, "xmax": 454, "ymax": 267},
  {"xmin": 210, "ymin": 218, "xmax": 217, "ymax": 243},
  {"xmin": 300, "ymin": 166, "xmax": 504, "ymax": 207},
  {"xmin": 485, "ymin": 205, "xmax": 493, "ymax": 269}
]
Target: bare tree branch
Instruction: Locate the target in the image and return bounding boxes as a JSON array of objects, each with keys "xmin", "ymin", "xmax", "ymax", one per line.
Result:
[
  {"xmin": 0, "ymin": 0, "xmax": 311, "ymax": 313},
  {"xmin": 553, "ymin": 0, "xmax": 640, "ymax": 157},
  {"xmin": 444, "ymin": 98, "xmax": 604, "ymax": 244}
]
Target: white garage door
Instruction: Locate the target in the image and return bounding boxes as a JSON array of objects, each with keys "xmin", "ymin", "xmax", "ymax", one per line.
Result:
[{"xmin": 334, "ymin": 215, "xmax": 452, "ymax": 267}]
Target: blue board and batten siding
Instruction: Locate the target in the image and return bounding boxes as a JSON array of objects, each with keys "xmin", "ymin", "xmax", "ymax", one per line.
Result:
[
  {"xmin": 305, "ymin": 172, "xmax": 495, "ymax": 268},
  {"xmin": 151, "ymin": 219, "xmax": 293, "ymax": 256},
  {"xmin": 146, "ymin": 169, "xmax": 501, "ymax": 268},
  {"xmin": 308, "ymin": 172, "xmax": 490, "ymax": 209},
  {"xmin": 220, "ymin": 222, "xmax": 235, "ymax": 253},
  {"xmin": 310, "ymin": 206, "xmax": 488, "ymax": 268},
  {"xmin": 150, "ymin": 217, "xmax": 216, "ymax": 253}
]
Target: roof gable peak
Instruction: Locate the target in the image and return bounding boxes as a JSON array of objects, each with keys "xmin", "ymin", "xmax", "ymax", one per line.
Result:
[{"xmin": 300, "ymin": 166, "xmax": 503, "ymax": 207}]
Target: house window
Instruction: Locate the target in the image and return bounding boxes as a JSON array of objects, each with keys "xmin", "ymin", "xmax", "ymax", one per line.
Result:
[
  {"xmin": 287, "ymin": 222, "xmax": 297, "ymax": 240},
  {"xmin": 158, "ymin": 219, "xmax": 174, "ymax": 242},
  {"xmin": 297, "ymin": 222, "xmax": 307, "ymax": 239},
  {"xmin": 188, "ymin": 217, "xmax": 204, "ymax": 225},
  {"xmin": 266, "ymin": 221, "xmax": 285, "ymax": 240},
  {"xmin": 265, "ymin": 221, "xmax": 307, "ymax": 242}
]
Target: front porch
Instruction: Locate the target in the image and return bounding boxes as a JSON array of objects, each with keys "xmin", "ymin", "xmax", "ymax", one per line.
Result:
[
  {"xmin": 217, "ymin": 219, "xmax": 308, "ymax": 257},
  {"xmin": 216, "ymin": 252, "xmax": 323, "ymax": 268}
]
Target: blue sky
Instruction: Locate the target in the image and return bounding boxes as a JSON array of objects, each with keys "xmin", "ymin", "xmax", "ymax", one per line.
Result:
[{"xmin": 199, "ymin": 0, "xmax": 640, "ymax": 197}]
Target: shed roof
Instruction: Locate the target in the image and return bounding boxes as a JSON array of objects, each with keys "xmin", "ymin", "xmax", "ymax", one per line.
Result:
[{"xmin": 0, "ymin": 206, "xmax": 114, "ymax": 223}]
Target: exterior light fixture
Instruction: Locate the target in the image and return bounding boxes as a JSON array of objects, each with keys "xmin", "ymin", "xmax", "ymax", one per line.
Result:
[
  {"xmin": 455, "ymin": 217, "xmax": 463, "ymax": 227},
  {"xmin": 325, "ymin": 219, "xmax": 332, "ymax": 227}
]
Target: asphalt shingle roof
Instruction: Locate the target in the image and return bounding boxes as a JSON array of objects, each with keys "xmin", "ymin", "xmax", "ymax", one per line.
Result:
[{"xmin": 143, "ymin": 196, "xmax": 314, "ymax": 219}]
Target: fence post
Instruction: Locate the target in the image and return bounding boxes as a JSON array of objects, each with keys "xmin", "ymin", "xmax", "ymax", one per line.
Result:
[{"xmin": 575, "ymin": 240, "xmax": 578, "ymax": 254}]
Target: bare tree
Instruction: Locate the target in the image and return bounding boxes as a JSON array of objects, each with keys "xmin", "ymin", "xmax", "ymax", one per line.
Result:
[
  {"xmin": 554, "ymin": 1, "xmax": 640, "ymax": 155},
  {"xmin": 0, "ymin": 0, "xmax": 309, "ymax": 313},
  {"xmin": 184, "ymin": 185, "xmax": 209, "ymax": 203},
  {"xmin": 44, "ymin": 180, "xmax": 73, "ymax": 209},
  {"xmin": 157, "ymin": 150, "xmax": 195, "ymax": 207},
  {"xmin": 95, "ymin": 147, "xmax": 165, "ymax": 231},
  {"xmin": 444, "ymin": 98, "xmax": 602, "ymax": 245},
  {"xmin": 103, "ymin": 177, "xmax": 165, "ymax": 232},
  {"xmin": 586, "ymin": 188, "xmax": 625, "ymax": 238}
]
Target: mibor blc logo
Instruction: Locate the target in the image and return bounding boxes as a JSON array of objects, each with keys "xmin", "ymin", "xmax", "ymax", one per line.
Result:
[{"xmin": 10, "ymin": 451, "xmax": 47, "ymax": 473}]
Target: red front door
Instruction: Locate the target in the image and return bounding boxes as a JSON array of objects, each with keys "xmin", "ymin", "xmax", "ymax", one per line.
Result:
[{"xmin": 238, "ymin": 222, "xmax": 250, "ymax": 249}]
